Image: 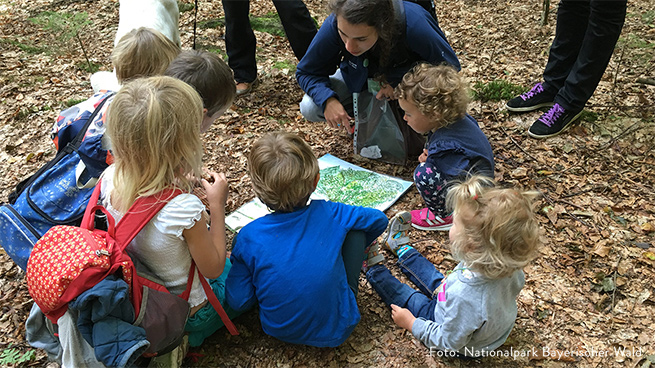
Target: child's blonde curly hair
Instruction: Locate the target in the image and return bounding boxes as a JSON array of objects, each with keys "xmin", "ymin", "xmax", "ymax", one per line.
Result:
[
  {"xmin": 446, "ymin": 175, "xmax": 540, "ymax": 279},
  {"xmin": 395, "ymin": 63, "xmax": 469, "ymax": 128},
  {"xmin": 248, "ymin": 132, "xmax": 319, "ymax": 212}
]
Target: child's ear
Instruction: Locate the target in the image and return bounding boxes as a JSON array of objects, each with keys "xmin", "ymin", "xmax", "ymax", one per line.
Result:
[
  {"xmin": 314, "ymin": 173, "xmax": 320, "ymax": 188},
  {"xmin": 203, "ymin": 107, "xmax": 209, "ymax": 116}
]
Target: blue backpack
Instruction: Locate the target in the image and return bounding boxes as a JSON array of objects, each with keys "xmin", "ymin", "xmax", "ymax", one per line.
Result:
[{"xmin": 0, "ymin": 93, "xmax": 114, "ymax": 270}]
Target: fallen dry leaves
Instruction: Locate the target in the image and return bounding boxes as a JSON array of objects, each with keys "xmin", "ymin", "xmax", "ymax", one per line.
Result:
[{"xmin": 1, "ymin": 0, "xmax": 655, "ymax": 367}]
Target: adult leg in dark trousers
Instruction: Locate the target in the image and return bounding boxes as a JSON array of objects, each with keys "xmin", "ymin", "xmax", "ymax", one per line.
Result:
[
  {"xmin": 508, "ymin": 0, "xmax": 627, "ymax": 138},
  {"xmin": 221, "ymin": 0, "xmax": 317, "ymax": 92},
  {"xmin": 542, "ymin": 0, "xmax": 627, "ymax": 113}
]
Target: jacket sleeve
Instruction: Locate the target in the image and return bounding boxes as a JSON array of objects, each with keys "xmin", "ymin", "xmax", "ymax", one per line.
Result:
[
  {"xmin": 295, "ymin": 14, "xmax": 343, "ymax": 110},
  {"xmin": 411, "ymin": 290, "xmax": 483, "ymax": 352},
  {"xmin": 404, "ymin": 3, "xmax": 460, "ymax": 70},
  {"xmin": 331, "ymin": 203, "xmax": 389, "ymax": 246},
  {"xmin": 225, "ymin": 236, "xmax": 257, "ymax": 312}
]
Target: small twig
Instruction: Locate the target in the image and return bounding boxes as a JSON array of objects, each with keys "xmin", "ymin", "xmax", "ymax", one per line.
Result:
[
  {"xmin": 610, "ymin": 44, "xmax": 626, "ymax": 105},
  {"xmin": 540, "ymin": 0, "xmax": 551, "ymax": 26},
  {"xmin": 609, "ymin": 254, "xmax": 623, "ymax": 328},
  {"xmin": 636, "ymin": 77, "xmax": 655, "ymax": 86},
  {"xmin": 75, "ymin": 32, "xmax": 92, "ymax": 70},
  {"xmin": 561, "ymin": 185, "xmax": 609, "ymax": 198},
  {"xmin": 555, "ymin": 198, "xmax": 586, "ymax": 210},
  {"xmin": 590, "ymin": 120, "xmax": 643, "ymax": 152},
  {"xmin": 497, "ymin": 125, "xmax": 539, "ymax": 162},
  {"xmin": 542, "ymin": 192, "xmax": 602, "ymax": 234}
]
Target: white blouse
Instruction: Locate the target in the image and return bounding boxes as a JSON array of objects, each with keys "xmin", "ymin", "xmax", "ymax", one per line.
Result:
[{"xmin": 100, "ymin": 165, "xmax": 208, "ymax": 307}]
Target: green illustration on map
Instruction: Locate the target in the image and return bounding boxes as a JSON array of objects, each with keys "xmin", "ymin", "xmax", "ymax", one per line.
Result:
[{"xmin": 315, "ymin": 166, "xmax": 404, "ymax": 208}]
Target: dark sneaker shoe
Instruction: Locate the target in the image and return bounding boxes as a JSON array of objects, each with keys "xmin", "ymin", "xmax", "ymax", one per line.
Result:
[
  {"xmin": 506, "ymin": 82, "xmax": 555, "ymax": 112},
  {"xmin": 528, "ymin": 103, "xmax": 583, "ymax": 139}
]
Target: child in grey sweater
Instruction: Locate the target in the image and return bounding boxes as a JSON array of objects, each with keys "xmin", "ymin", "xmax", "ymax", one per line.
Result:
[{"xmin": 366, "ymin": 175, "xmax": 540, "ymax": 357}]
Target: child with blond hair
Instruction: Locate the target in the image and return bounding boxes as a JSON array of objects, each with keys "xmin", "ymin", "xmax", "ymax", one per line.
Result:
[
  {"xmin": 396, "ymin": 63, "xmax": 494, "ymax": 231},
  {"xmin": 365, "ymin": 175, "xmax": 539, "ymax": 356},
  {"xmin": 102, "ymin": 76, "xmax": 238, "ymax": 348},
  {"xmin": 226, "ymin": 131, "xmax": 388, "ymax": 347},
  {"xmin": 91, "ymin": 27, "xmax": 180, "ymax": 92}
]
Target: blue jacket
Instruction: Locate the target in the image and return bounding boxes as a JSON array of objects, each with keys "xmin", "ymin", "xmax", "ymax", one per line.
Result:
[
  {"xmin": 226, "ymin": 200, "xmax": 388, "ymax": 347},
  {"xmin": 69, "ymin": 275, "xmax": 149, "ymax": 368},
  {"xmin": 296, "ymin": 1, "xmax": 460, "ymax": 110},
  {"xmin": 425, "ymin": 114, "xmax": 495, "ymax": 179}
]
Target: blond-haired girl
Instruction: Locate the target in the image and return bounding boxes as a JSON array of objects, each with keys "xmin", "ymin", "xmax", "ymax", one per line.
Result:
[
  {"xmin": 101, "ymin": 76, "xmax": 237, "ymax": 347},
  {"xmin": 365, "ymin": 175, "xmax": 540, "ymax": 357},
  {"xmin": 396, "ymin": 63, "xmax": 494, "ymax": 232}
]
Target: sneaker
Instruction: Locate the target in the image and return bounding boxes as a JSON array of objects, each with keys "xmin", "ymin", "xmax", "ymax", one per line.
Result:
[
  {"xmin": 506, "ymin": 82, "xmax": 555, "ymax": 112},
  {"xmin": 382, "ymin": 211, "xmax": 412, "ymax": 255},
  {"xmin": 528, "ymin": 103, "xmax": 583, "ymax": 139},
  {"xmin": 410, "ymin": 208, "xmax": 452, "ymax": 231}
]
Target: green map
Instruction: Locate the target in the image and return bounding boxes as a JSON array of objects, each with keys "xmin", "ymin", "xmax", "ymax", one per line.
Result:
[{"xmin": 315, "ymin": 165, "xmax": 405, "ymax": 209}]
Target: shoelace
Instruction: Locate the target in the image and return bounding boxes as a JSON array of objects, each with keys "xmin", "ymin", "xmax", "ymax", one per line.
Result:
[
  {"xmin": 520, "ymin": 82, "xmax": 544, "ymax": 101},
  {"xmin": 538, "ymin": 103, "xmax": 565, "ymax": 127}
]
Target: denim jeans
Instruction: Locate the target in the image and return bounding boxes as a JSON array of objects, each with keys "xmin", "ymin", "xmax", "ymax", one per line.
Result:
[
  {"xmin": 543, "ymin": 0, "xmax": 627, "ymax": 111},
  {"xmin": 366, "ymin": 248, "xmax": 444, "ymax": 320}
]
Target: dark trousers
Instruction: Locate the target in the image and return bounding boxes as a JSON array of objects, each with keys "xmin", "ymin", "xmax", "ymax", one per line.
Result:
[
  {"xmin": 221, "ymin": 0, "xmax": 317, "ymax": 83},
  {"xmin": 542, "ymin": 0, "xmax": 627, "ymax": 112}
]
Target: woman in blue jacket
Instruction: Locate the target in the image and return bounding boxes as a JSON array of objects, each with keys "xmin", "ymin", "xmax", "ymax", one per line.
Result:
[{"xmin": 296, "ymin": 0, "xmax": 460, "ymax": 133}]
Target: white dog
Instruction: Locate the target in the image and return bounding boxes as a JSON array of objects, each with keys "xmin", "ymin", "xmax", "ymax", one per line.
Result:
[{"xmin": 91, "ymin": 0, "xmax": 180, "ymax": 92}]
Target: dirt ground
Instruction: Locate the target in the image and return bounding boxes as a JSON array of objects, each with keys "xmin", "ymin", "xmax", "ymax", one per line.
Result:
[{"xmin": 1, "ymin": 0, "xmax": 655, "ymax": 367}]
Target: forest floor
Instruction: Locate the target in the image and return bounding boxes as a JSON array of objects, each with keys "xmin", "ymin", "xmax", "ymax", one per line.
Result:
[{"xmin": 1, "ymin": 0, "xmax": 655, "ymax": 367}]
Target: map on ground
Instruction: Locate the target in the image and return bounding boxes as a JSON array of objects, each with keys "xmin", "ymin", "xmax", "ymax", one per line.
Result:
[{"xmin": 225, "ymin": 154, "xmax": 413, "ymax": 232}]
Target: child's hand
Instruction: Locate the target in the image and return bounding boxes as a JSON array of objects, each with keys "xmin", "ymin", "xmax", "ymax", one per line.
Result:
[
  {"xmin": 391, "ymin": 304, "xmax": 416, "ymax": 333},
  {"xmin": 418, "ymin": 149, "xmax": 428, "ymax": 163},
  {"xmin": 375, "ymin": 83, "xmax": 396, "ymax": 101},
  {"xmin": 202, "ymin": 171, "xmax": 228, "ymax": 208}
]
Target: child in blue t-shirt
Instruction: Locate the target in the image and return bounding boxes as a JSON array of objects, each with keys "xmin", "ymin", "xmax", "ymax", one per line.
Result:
[
  {"xmin": 396, "ymin": 63, "xmax": 495, "ymax": 231},
  {"xmin": 226, "ymin": 131, "xmax": 388, "ymax": 347}
]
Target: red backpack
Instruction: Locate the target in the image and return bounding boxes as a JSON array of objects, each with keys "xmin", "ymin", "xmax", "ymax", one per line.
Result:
[{"xmin": 26, "ymin": 182, "xmax": 238, "ymax": 357}]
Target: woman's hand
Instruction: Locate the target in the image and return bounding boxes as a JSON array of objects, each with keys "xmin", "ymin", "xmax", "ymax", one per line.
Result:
[
  {"xmin": 418, "ymin": 149, "xmax": 428, "ymax": 163},
  {"xmin": 324, "ymin": 98, "xmax": 353, "ymax": 133},
  {"xmin": 391, "ymin": 304, "xmax": 416, "ymax": 332},
  {"xmin": 202, "ymin": 171, "xmax": 228, "ymax": 210},
  {"xmin": 375, "ymin": 83, "xmax": 396, "ymax": 101}
]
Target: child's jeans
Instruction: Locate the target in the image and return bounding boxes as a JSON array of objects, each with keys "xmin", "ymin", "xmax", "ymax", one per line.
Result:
[{"xmin": 366, "ymin": 248, "xmax": 444, "ymax": 319}]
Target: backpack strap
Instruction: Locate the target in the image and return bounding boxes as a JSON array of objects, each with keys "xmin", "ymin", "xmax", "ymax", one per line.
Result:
[
  {"xmin": 184, "ymin": 262, "xmax": 239, "ymax": 336},
  {"xmin": 113, "ymin": 189, "xmax": 182, "ymax": 248}
]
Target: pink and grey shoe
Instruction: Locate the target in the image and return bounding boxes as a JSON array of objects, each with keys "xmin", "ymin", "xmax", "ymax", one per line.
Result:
[{"xmin": 410, "ymin": 207, "xmax": 453, "ymax": 231}]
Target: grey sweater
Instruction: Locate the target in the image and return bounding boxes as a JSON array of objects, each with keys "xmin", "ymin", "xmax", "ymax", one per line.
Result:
[{"xmin": 412, "ymin": 263, "xmax": 525, "ymax": 356}]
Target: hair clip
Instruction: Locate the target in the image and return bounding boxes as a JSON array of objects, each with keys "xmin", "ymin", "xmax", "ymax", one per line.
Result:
[{"xmin": 471, "ymin": 194, "xmax": 478, "ymax": 201}]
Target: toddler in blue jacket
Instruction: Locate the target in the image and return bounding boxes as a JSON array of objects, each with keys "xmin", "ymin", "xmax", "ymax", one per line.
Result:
[
  {"xmin": 396, "ymin": 63, "xmax": 495, "ymax": 231},
  {"xmin": 226, "ymin": 131, "xmax": 388, "ymax": 347}
]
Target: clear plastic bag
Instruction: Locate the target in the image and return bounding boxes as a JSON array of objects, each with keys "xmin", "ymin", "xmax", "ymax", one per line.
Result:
[{"xmin": 353, "ymin": 79, "xmax": 425, "ymax": 165}]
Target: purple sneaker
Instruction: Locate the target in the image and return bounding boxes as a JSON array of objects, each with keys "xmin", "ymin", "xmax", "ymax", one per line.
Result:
[
  {"xmin": 528, "ymin": 103, "xmax": 583, "ymax": 139},
  {"xmin": 506, "ymin": 82, "xmax": 555, "ymax": 112}
]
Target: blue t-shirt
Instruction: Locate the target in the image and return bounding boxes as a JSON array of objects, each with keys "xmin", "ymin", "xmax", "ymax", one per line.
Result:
[{"xmin": 226, "ymin": 200, "xmax": 388, "ymax": 347}]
